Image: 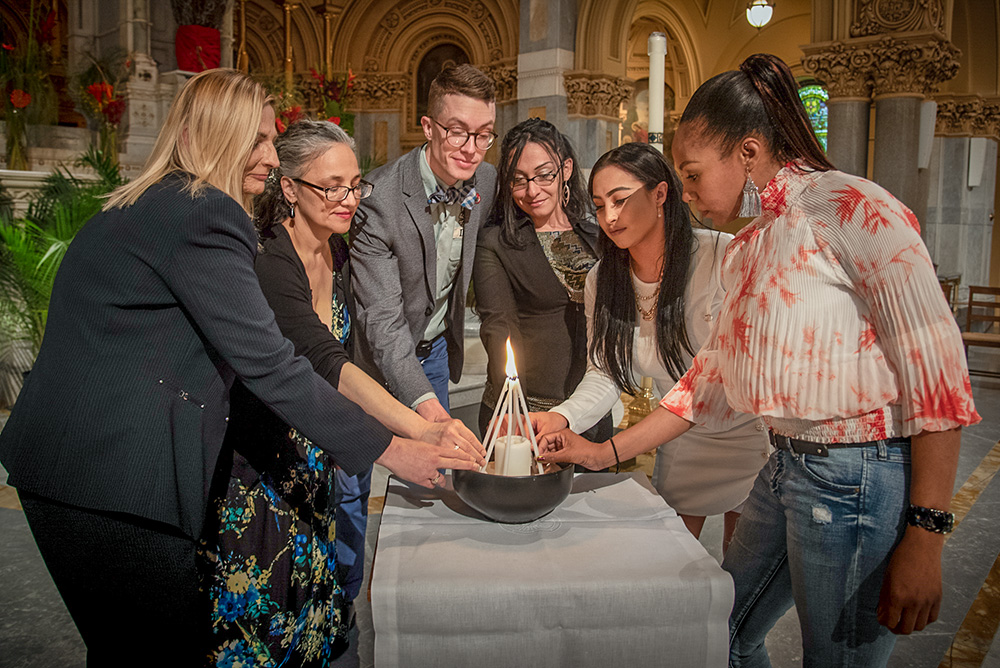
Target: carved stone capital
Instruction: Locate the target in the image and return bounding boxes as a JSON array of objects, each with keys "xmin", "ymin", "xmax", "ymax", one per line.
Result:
[
  {"xmin": 869, "ymin": 35, "xmax": 960, "ymax": 97},
  {"xmin": 563, "ymin": 72, "xmax": 633, "ymax": 121},
  {"xmin": 933, "ymin": 95, "xmax": 1000, "ymax": 141},
  {"xmin": 351, "ymin": 73, "xmax": 408, "ymax": 111},
  {"xmin": 801, "ymin": 34, "xmax": 960, "ymax": 99},
  {"xmin": 851, "ymin": 0, "xmax": 945, "ymax": 37},
  {"xmin": 801, "ymin": 43, "xmax": 875, "ymax": 99},
  {"xmin": 480, "ymin": 60, "xmax": 517, "ymax": 103}
]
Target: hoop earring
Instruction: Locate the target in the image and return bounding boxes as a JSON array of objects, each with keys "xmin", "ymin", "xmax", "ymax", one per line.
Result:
[
  {"xmin": 738, "ymin": 169, "xmax": 762, "ymax": 218},
  {"xmin": 562, "ymin": 183, "xmax": 570, "ymax": 207},
  {"xmin": 289, "ymin": 203, "xmax": 296, "ymax": 219}
]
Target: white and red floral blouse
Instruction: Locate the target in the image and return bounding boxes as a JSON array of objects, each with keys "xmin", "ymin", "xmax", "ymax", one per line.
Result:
[{"xmin": 661, "ymin": 163, "xmax": 981, "ymax": 443}]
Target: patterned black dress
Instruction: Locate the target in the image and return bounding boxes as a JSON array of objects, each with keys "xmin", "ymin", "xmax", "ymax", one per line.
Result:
[{"xmin": 202, "ymin": 233, "xmax": 358, "ymax": 667}]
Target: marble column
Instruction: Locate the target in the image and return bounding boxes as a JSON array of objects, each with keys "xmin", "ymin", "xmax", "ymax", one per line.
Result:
[
  {"xmin": 121, "ymin": 0, "xmax": 160, "ymax": 166},
  {"xmin": 924, "ymin": 136, "xmax": 998, "ymax": 289},
  {"xmin": 873, "ymin": 94, "xmax": 922, "ymax": 212},
  {"xmin": 515, "ymin": 0, "xmax": 576, "ymax": 139},
  {"xmin": 826, "ymin": 99, "xmax": 869, "ymax": 177}
]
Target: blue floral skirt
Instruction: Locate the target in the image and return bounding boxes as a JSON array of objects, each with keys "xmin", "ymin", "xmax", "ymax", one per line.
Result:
[{"xmin": 201, "ymin": 429, "xmax": 349, "ymax": 667}]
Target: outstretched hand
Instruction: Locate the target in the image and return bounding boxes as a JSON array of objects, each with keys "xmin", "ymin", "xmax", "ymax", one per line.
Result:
[
  {"xmin": 376, "ymin": 435, "xmax": 481, "ymax": 489},
  {"xmin": 420, "ymin": 418, "xmax": 486, "ymax": 466},
  {"xmin": 491, "ymin": 411, "xmax": 569, "ymax": 440},
  {"xmin": 537, "ymin": 429, "xmax": 611, "ymax": 471}
]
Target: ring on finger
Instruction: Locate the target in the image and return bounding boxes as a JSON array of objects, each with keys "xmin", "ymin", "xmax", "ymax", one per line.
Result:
[{"xmin": 431, "ymin": 472, "xmax": 441, "ymax": 485}]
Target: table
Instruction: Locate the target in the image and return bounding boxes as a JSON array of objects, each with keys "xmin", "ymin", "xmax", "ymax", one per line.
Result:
[{"xmin": 371, "ymin": 472, "xmax": 734, "ymax": 667}]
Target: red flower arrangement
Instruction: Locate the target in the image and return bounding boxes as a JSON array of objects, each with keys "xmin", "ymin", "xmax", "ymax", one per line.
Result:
[
  {"xmin": 10, "ymin": 89, "xmax": 30, "ymax": 109},
  {"xmin": 308, "ymin": 67, "xmax": 356, "ymax": 135},
  {"xmin": 275, "ymin": 105, "xmax": 304, "ymax": 134},
  {"xmin": 86, "ymin": 80, "xmax": 126, "ymax": 128}
]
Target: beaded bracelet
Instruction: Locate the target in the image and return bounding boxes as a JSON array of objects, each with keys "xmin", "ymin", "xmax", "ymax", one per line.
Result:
[{"xmin": 906, "ymin": 503, "xmax": 955, "ymax": 534}]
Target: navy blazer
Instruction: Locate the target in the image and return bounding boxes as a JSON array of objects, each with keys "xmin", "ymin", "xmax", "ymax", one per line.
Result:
[{"xmin": 0, "ymin": 175, "xmax": 391, "ymax": 539}]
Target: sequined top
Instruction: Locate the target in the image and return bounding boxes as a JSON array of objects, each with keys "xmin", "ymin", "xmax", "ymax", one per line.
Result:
[
  {"xmin": 536, "ymin": 228, "xmax": 597, "ymax": 304},
  {"xmin": 660, "ymin": 164, "xmax": 980, "ymax": 443}
]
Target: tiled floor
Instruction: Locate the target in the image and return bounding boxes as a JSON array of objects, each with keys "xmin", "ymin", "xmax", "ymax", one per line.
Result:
[{"xmin": 1, "ymin": 347, "xmax": 999, "ymax": 667}]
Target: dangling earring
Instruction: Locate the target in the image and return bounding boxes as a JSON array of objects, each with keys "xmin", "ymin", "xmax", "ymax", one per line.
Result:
[
  {"xmin": 289, "ymin": 203, "xmax": 296, "ymax": 219},
  {"xmin": 738, "ymin": 169, "xmax": 762, "ymax": 218},
  {"xmin": 562, "ymin": 183, "xmax": 570, "ymax": 207}
]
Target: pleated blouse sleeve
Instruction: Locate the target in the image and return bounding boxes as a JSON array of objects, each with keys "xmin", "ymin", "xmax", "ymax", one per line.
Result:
[{"xmin": 807, "ymin": 173, "xmax": 980, "ymax": 434}]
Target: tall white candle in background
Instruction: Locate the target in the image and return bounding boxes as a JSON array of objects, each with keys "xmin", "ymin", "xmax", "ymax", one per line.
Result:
[
  {"xmin": 495, "ymin": 435, "xmax": 532, "ymax": 477},
  {"xmin": 647, "ymin": 32, "xmax": 667, "ymax": 155}
]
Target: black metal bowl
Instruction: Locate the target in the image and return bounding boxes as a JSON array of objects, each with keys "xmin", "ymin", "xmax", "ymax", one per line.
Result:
[{"xmin": 452, "ymin": 464, "xmax": 573, "ymax": 523}]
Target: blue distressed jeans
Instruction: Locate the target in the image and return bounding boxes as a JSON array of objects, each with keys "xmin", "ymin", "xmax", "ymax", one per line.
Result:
[{"xmin": 723, "ymin": 437, "xmax": 911, "ymax": 668}]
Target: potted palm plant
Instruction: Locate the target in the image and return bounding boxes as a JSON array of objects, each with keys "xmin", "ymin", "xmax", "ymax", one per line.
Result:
[{"xmin": 0, "ymin": 146, "xmax": 123, "ymax": 406}]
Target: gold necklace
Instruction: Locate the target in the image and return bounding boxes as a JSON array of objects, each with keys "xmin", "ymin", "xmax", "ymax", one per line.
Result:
[{"xmin": 634, "ymin": 284, "xmax": 660, "ymax": 321}]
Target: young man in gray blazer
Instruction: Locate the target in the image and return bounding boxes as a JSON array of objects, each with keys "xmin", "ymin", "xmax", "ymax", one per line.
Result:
[{"xmin": 352, "ymin": 64, "xmax": 498, "ymax": 422}]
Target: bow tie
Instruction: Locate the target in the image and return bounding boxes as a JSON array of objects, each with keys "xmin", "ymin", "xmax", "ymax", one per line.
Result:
[{"xmin": 428, "ymin": 184, "xmax": 479, "ymax": 210}]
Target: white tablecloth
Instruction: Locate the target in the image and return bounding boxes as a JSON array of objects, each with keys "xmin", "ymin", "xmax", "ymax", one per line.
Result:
[{"xmin": 371, "ymin": 472, "xmax": 734, "ymax": 667}]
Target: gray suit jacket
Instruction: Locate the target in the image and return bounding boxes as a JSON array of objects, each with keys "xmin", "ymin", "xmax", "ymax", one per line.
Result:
[{"xmin": 351, "ymin": 146, "xmax": 497, "ymax": 407}]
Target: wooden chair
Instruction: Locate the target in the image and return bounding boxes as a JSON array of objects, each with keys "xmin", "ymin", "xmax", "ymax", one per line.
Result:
[{"xmin": 961, "ymin": 285, "xmax": 1000, "ymax": 376}]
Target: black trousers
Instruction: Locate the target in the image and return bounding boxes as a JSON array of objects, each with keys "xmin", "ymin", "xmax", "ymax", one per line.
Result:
[{"xmin": 19, "ymin": 492, "xmax": 211, "ymax": 667}]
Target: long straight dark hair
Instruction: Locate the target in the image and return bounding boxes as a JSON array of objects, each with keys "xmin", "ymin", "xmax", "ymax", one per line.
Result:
[
  {"xmin": 488, "ymin": 118, "xmax": 592, "ymax": 249},
  {"xmin": 680, "ymin": 53, "xmax": 834, "ymax": 172},
  {"xmin": 588, "ymin": 142, "xmax": 696, "ymax": 394}
]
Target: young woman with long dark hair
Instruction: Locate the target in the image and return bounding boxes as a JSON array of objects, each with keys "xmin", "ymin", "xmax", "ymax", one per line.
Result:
[
  {"xmin": 539, "ymin": 54, "xmax": 980, "ymax": 666},
  {"xmin": 529, "ymin": 141, "xmax": 769, "ymax": 551},
  {"xmin": 474, "ymin": 118, "xmax": 611, "ymax": 443}
]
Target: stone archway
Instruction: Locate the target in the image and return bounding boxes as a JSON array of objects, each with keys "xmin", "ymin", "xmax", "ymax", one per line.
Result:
[
  {"xmin": 243, "ymin": 0, "xmax": 324, "ymax": 79},
  {"xmin": 332, "ymin": 0, "xmax": 518, "ymax": 157}
]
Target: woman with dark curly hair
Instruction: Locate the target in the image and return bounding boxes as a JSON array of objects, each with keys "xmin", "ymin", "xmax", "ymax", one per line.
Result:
[{"xmin": 474, "ymin": 118, "xmax": 611, "ymax": 443}]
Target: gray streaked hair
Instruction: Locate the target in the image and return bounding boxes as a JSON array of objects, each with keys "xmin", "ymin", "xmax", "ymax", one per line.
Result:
[{"xmin": 253, "ymin": 119, "xmax": 356, "ymax": 235}]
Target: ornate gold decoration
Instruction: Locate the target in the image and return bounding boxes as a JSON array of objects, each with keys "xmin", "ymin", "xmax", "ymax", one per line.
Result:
[
  {"xmin": 934, "ymin": 95, "xmax": 1000, "ymax": 141},
  {"xmin": 563, "ymin": 72, "xmax": 633, "ymax": 121},
  {"xmin": 480, "ymin": 60, "xmax": 517, "ymax": 102},
  {"xmin": 351, "ymin": 73, "xmax": 408, "ymax": 110},
  {"xmin": 851, "ymin": 0, "xmax": 945, "ymax": 37}
]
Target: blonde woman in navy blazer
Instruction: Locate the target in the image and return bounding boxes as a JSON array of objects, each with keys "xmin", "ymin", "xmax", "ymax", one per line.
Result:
[{"xmin": 0, "ymin": 69, "xmax": 477, "ymax": 664}]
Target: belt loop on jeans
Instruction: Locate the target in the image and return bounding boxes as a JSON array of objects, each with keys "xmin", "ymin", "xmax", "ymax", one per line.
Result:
[{"xmin": 876, "ymin": 439, "xmax": 888, "ymax": 460}]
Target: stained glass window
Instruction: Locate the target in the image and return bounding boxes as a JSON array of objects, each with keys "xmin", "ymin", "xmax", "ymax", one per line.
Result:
[{"xmin": 798, "ymin": 84, "xmax": 829, "ymax": 151}]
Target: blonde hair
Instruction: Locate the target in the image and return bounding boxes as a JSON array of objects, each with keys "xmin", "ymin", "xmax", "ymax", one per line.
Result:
[{"xmin": 105, "ymin": 69, "xmax": 273, "ymax": 213}]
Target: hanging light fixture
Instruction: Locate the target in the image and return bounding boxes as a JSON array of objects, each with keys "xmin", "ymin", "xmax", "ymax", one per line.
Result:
[{"xmin": 746, "ymin": 0, "xmax": 774, "ymax": 28}]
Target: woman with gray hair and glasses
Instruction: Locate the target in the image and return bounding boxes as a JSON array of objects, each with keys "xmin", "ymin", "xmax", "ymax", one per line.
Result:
[{"xmin": 203, "ymin": 119, "xmax": 483, "ymax": 667}]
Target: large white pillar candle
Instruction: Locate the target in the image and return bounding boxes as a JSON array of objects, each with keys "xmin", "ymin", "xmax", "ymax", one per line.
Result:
[{"xmin": 494, "ymin": 435, "xmax": 532, "ymax": 477}]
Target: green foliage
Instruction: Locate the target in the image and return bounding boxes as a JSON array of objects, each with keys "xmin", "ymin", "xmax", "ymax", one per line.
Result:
[
  {"xmin": 357, "ymin": 153, "xmax": 385, "ymax": 178},
  {"xmin": 0, "ymin": 147, "xmax": 124, "ymax": 359}
]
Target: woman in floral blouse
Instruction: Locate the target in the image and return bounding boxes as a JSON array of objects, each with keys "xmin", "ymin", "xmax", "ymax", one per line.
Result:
[{"xmin": 539, "ymin": 54, "xmax": 980, "ymax": 667}]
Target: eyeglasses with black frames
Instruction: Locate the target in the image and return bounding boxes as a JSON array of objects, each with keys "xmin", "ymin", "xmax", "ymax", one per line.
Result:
[
  {"xmin": 293, "ymin": 178, "xmax": 374, "ymax": 203},
  {"xmin": 511, "ymin": 172, "xmax": 558, "ymax": 191},
  {"xmin": 431, "ymin": 119, "xmax": 497, "ymax": 151}
]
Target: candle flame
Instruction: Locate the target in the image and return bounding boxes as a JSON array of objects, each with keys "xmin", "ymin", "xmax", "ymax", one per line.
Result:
[{"xmin": 504, "ymin": 338, "xmax": 518, "ymax": 379}]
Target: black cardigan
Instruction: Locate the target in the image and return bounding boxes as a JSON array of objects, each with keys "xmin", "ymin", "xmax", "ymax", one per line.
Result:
[
  {"xmin": 0, "ymin": 175, "xmax": 391, "ymax": 539},
  {"xmin": 254, "ymin": 224, "xmax": 354, "ymax": 387},
  {"xmin": 473, "ymin": 216, "xmax": 600, "ymax": 411}
]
